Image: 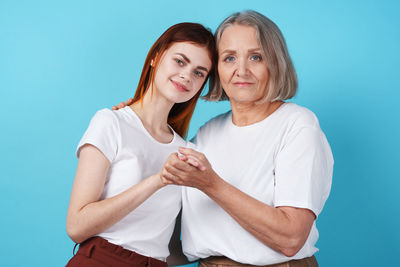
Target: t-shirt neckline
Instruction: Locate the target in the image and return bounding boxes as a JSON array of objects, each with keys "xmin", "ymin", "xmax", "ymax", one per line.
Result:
[
  {"xmin": 124, "ymin": 106, "xmax": 177, "ymax": 145},
  {"xmin": 228, "ymin": 102, "xmax": 290, "ymax": 130}
]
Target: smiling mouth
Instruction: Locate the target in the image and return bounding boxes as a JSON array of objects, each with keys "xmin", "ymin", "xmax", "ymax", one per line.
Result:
[{"xmin": 171, "ymin": 80, "xmax": 189, "ymax": 92}]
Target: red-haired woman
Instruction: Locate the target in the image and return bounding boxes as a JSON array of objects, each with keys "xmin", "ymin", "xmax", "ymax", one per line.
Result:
[{"xmin": 65, "ymin": 23, "xmax": 216, "ymax": 267}]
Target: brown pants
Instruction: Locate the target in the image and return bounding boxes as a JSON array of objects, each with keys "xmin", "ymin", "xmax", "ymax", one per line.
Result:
[
  {"xmin": 66, "ymin": 237, "xmax": 167, "ymax": 267},
  {"xmin": 199, "ymin": 255, "xmax": 318, "ymax": 267}
]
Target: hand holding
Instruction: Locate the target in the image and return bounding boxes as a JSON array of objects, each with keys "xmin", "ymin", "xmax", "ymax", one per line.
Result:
[{"xmin": 161, "ymin": 148, "xmax": 219, "ymax": 192}]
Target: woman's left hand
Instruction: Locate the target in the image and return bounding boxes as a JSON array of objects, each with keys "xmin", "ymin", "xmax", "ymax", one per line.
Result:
[{"xmin": 161, "ymin": 147, "xmax": 219, "ymax": 192}]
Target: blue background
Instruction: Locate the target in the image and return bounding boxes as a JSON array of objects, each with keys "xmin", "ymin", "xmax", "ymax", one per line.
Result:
[{"xmin": 1, "ymin": 0, "xmax": 399, "ymax": 266}]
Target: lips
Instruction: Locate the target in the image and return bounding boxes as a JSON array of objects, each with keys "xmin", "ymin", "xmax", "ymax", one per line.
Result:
[
  {"xmin": 171, "ymin": 80, "xmax": 189, "ymax": 92},
  {"xmin": 233, "ymin": 82, "xmax": 254, "ymax": 87}
]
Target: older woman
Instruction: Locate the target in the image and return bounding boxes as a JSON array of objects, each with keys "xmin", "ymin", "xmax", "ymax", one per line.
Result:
[
  {"xmin": 115, "ymin": 10, "xmax": 333, "ymax": 267},
  {"xmin": 160, "ymin": 10, "xmax": 333, "ymax": 267}
]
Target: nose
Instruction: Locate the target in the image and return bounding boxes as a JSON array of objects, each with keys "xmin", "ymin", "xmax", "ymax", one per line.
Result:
[
  {"xmin": 179, "ymin": 69, "xmax": 191, "ymax": 83},
  {"xmin": 235, "ymin": 58, "xmax": 249, "ymax": 77}
]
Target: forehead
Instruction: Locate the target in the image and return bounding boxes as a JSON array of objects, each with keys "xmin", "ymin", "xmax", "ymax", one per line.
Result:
[{"xmin": 218, "ymin": 24, "xmax": 259, "ymax": 50}]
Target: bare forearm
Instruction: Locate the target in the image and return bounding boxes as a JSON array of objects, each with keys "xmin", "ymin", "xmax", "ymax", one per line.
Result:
[
  {"xmin": 204, "ymin": 177, "xmax": 309, "ymax": 256},
  {"xmin": 67, "ymin": 174, "xmax": 163, "ymax": 243}
]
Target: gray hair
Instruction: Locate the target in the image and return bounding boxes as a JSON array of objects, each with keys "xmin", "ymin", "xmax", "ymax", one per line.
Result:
[{"xmin": 203, "ymin": 10, "xmax": 298, "ymax": 102}]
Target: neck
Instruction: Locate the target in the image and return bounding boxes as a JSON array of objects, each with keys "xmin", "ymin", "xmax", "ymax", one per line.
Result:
[
  {"xmin": 230, "ymin": 100, "xmax": 284, "ymax": 126},
  {"xmin": 129, "ymin": 87, "xmax": 174, "ymax": 135}
]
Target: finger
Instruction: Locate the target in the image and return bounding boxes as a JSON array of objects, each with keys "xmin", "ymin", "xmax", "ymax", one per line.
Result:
[
  {"xmin": 162, "ymin": 170, "xmax": 178, "ymax": 183},
  {"xmin": 112, "ymin": 106, "xmax": 117, "ymax": 110},
  {"xmin": 185, "ymin": 157, "xmax": 199, "ymax": 168},
  {"xmin": 126, "ymin": 98, "xmax": 134, "ymax": 105},
  {"xmin": 117, "ymin": 102, "xmax": 125, "ymax": 108},
  {"xmin": 162, "ymin": 170, "xmax": 185, "ymax": 185},
  {"xmin": 171, "ymin": 157, "xmax": 197, "ymax": 172},
  {"xmin": 185, "ymin": 155, "xmax": 206, "ymax": 171},
  {"xmin": 166, "ymin": 153, "xmax": 180, "ymax": 164},
  {"xmin": 165, "ymin": 164, "xmax": 187, "ymax": 177},
  {"xmin": 167, "ymin": 153, "xmax": 198, "ymax": 173},
  {"xmin": 178, "ymin": 147, "xmax": 205, "ymax": 162},
  {"xmin": 178, "ymin": 154, "xmax": 188, "ymax": 161},
  {"xmin": 160, "ymin": 174, "xmax": 174, "ymax": 185},
  {"xmin": 198, "ymin": 165, "xmax": 206, "ymax": 171},
  {"xmin": 183, "ymin": 153, "xmax": 206, "ymax": 171}
]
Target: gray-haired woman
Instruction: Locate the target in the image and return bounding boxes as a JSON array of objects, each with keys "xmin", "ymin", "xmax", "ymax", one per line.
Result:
[{"xmin": 117, "ymin": 10, "xmax": 333, "ymax": 267}]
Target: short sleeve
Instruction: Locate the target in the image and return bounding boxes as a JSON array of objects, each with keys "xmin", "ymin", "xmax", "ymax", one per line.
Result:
[
  {"xmin": 274, "ymin": 126, "xmax": 334, "ymax": 217},
  {"xmin": 76, "ymin": 109, "xmax": 119, "ymax": 163}
]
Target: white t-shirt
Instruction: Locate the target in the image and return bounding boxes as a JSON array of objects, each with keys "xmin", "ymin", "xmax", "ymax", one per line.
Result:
[
  {"xmin": 76, "ymin": 106, "xmax": 186, "ymax": 261},
  {"xmin": 181, "ymin": 102, "xmax": 333, "ymax": 265}
]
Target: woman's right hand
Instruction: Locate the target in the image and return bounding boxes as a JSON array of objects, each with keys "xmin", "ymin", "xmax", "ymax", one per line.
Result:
[{"xmin": 112, "ymin": 98, "xmax": 134, "ymax": 110}]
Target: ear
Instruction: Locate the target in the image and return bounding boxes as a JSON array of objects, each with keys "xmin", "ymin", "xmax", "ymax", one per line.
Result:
[{"xmin": 150, "ymin": 52, "xmax": 160, "ymax": 67}]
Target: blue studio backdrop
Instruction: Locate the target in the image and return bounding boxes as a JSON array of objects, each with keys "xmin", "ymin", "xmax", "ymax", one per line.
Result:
[{"xmin": 1, "ymin": 0, "xmax": 399, "ymax": 266}]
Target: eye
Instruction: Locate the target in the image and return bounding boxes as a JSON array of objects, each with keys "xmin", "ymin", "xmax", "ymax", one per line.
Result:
[
  {"xmin": 250, "ymin": 54, "xmax": 262, "ymax": 61},
  {"xmin": 223, "ymin": 56, "xmax": 235, "ymax": 62},
  {"xmin": 194, "ymin": 70, "xmax": 205, "ymax": 78},
  {"xmin": 175, "ymin": 58, "xmax": 185, "ymax": 66}
]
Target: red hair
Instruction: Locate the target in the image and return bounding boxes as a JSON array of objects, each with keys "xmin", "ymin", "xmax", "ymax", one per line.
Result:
[{"xmin": 132, "ymin": 23, "xmax": 217, "ymax": 138}]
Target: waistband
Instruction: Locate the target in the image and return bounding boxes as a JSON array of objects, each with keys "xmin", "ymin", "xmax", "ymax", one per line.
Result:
[
  {"xmin": 77, "ymin": 236, "xmax": 167, "ymax": 267},
  {"xmin": 201, "ymin": 255, "xmax": 318, "ymax": 267}
]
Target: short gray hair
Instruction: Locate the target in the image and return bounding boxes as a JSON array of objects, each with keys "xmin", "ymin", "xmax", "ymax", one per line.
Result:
[{"xmin": 203, "ymin": 10, "xmax": 297, "ymax": 102}]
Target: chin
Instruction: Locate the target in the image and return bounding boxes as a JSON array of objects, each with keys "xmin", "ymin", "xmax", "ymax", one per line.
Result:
[
  {"xmin": 229, "ymin": 94, "xmax": 262, "ymax": 104},
  {"xmin": 167, "ymin": 94, "xmax": 193, "ymax": 104}
]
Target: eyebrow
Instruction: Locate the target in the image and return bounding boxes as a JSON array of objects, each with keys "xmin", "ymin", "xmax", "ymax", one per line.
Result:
[
  {"xmin": 219, "ymin": 48, "xmax": 262, "ymax": 55},
  {"xmin": 175, "ymin": 53, "xmax": 209, "ymax": 72}
]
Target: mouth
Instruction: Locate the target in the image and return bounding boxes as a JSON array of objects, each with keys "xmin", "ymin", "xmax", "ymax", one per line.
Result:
[
  {"xmin": 171, "ymin": 80, "xmax": 189, "ymax": 92},
  {"xmin": 233, "ymin": 82, "xmax": 254, "ymax": 88}
]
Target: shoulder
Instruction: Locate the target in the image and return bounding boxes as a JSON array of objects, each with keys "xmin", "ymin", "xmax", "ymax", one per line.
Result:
[
  {"xmin": 86, "ymin": 108, "xmax": 122, "ymax": 133},
  {"xmin": 280, "ymin": 102, "xmax": 321, "ymax": 130},
  {"xmin": 191, "ymin": 111, "xmax": 230, "ymax": 145},
  {"xmin": 200, "ymin": 110, "xmax": 231, "ymax": 132},
  {"xmin": 92, "ymin": 108, "xmax": 117, "ymax": 121},
  {"xmin": 91, "ymin": 108, "xmax": 121, "ymax": 124}
]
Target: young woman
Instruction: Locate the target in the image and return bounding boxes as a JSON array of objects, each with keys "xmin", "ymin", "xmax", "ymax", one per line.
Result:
[{"xmin": 66, "ymin": 23, "xmax": 216, "ymax": 267}]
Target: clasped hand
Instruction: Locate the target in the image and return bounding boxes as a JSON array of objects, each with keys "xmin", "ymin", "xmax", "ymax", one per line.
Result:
[{"xmin": 160, "ymin": 147, "xmax": 217, "ymax": 192}]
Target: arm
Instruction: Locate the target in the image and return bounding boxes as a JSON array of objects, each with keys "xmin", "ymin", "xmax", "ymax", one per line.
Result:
[
  {"xmin": 166, "ymin": 211, "xmax": 192, "ymax": 266},
  {"xmin": 202, "ymin": 176, "xmax": 314, "ymax": 257},
  {"xmin": 162, "ymin": 149, "xmax": 315, "ymax": 257},
  {"xmin": 66, "ymin": 144, "xmax": 164, "ymax": 244}
]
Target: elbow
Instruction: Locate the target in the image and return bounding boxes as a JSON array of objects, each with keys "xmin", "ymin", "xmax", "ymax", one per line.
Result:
[
  {"xmin": 66, "ymin": 221, "xmax": 87, "ymax": 244},
  {"xmin": 280, "ymin": 247, "xmax": 300, "ymax": 258},
  {"xmin": 278, "ymin": 236, "xmax": 305, "ymax": 257}
]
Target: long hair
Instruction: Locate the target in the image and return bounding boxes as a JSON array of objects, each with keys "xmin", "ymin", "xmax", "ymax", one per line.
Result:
[{"xmin": 132, "ymin": 23, "xmax": 216, "ymax": 138}]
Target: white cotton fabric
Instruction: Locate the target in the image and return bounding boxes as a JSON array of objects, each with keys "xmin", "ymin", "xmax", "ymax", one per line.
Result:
[
  {"xmin": 76, "ymin": 107, "xmax": 186, "ymax": 261},
  {"xmin": 181, "ymin": 102, "xmax": 333, "ymax": 265}
]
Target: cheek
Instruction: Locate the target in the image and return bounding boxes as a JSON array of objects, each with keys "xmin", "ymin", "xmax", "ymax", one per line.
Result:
[
  {"xmin": 255, "ymin": 67, "xmax": 269, "ymax": 84},
  {"xmin": 162, "ymin": 62, "xmax": 175, "ymax": 75},
  {"xmin": 192, "ymin": 78, "xmax": 205, "ymax": 92},
  {"xmin": 158, "ymin": 60, "xmax": 177, "ymax": 77},
  {"xmin": 218, "ymin": 64, "xmax": 230, "ymax": 81}
]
